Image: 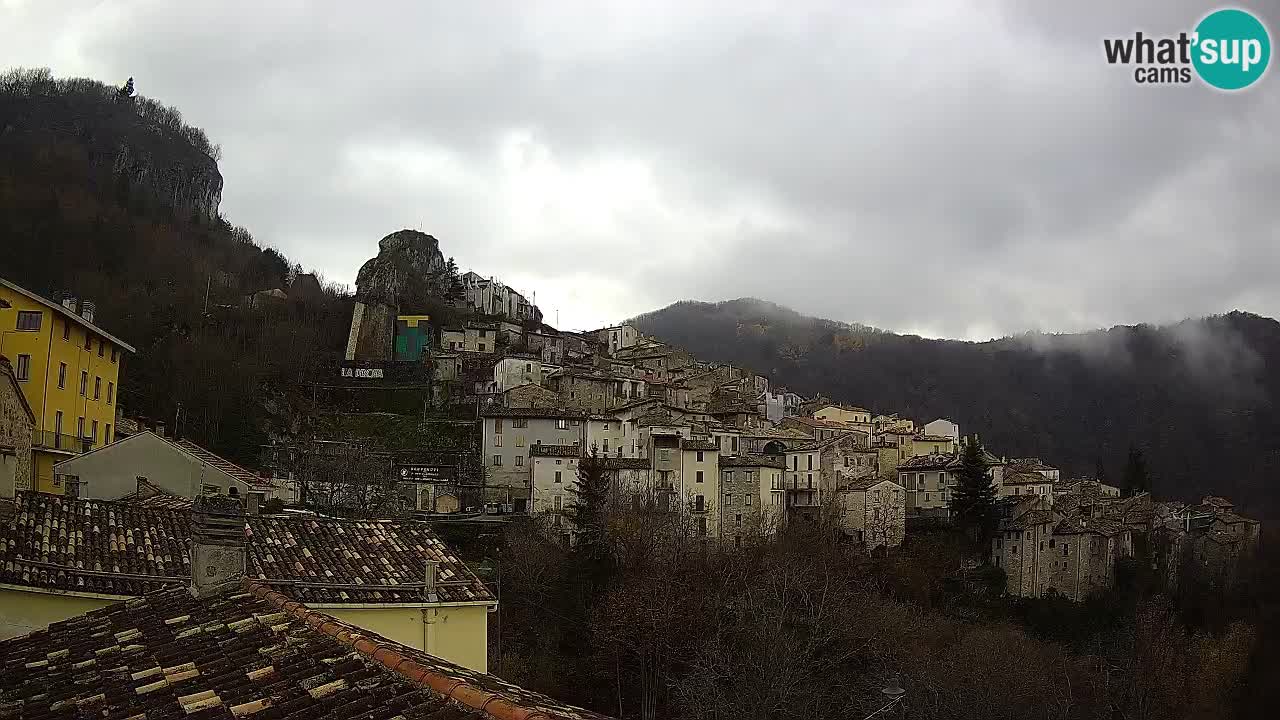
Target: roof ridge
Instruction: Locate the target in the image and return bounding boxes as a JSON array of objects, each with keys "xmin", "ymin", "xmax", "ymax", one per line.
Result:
[{"xmin": 243, "ymin": 579, "xmax": 554, "ymax": 720}]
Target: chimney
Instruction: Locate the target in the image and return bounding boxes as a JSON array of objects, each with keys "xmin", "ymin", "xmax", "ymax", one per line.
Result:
[
  {"xmin": 80, "ymin": 300, "xmax": 96, "ymax": 324},
  {"xmin": 245, "ymin": 492, "xmax": 260, "ymax": 516},
  {"xmin": 59, "ymin": 294, "xmax": 77, "ymax": 312},
  {"xmin": 155, "ymin": 421, "xmax": 166, "ymax": 438},
  {"xmin": 190, "ymin": 495, "xmax": 246, "ymax": 599}
]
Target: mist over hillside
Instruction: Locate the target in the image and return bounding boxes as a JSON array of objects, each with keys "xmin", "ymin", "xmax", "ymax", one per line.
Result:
[{"xmin": 632, "ymin": 298, "xmax": 1280, "ymax": 521}]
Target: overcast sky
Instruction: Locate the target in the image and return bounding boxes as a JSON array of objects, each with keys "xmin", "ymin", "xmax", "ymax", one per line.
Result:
[{"xmin": 2, "ymin": 0, "xmax": 1277, "ymax": 338}]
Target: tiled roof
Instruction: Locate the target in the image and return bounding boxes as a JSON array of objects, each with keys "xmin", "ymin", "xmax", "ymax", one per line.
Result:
[
  {"xmin": 1214, "ymin": 511, "xmax": 1259, "ymax": 525},
  {"xmin": 530, "ymin": 445, "xmax": 582, "ymax": 457},
  {"xmin": 1201, "ymin": 495, "xmax": 1234, "ymax": 508},
  {"xmin": 1003, "ymin": 471, "xmax": 1052, "ymax": 486},
  {"xmin": 680, "ymin": 439, "xmax": 719, "ymax": 452},
  {"xmin": 172, "ymin": 439, "xmax": 275, "ymax": 490},
  {"xmin": 596, "ymin": 458, "xmax": 651, "ymax": 470},
  {"xmin": 481, "ymin": 407, "xmax": 590, "ymax": 419},
  {"xmin": 720, "ymin": 454, "xmax": 786, "ymax": 469},
  {"xmin": 245, "ymin": 516, "xmax": 493, "ymax": 604},
  {"xmin": 0, "ymin": 579, "xmax": 611, "ymax": 720},
  {"xmin": 1055, "ymin": 516, "xmax": 1126, "ymax": 537},
  {"xmin": 0, "ymin": 493, "xmax": 493, "ymax": 604},
  {"xmin": 1006, "ymin": 457, "xmax": 1055, "ymax": 472},
  {"xmin": 898, "ymin": 453, "xmax": 956, "ymax": 470},
  {"xmin": 116, "ymin": 478, "xmax": 196, "ymax": 511},
  {"xmin": 913, "ymin": 434, "xmax": 955, "ymax": 443}
]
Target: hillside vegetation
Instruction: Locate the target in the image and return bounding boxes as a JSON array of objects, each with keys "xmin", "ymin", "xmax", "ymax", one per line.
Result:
[
  {"xmin": 0, "ymin": 67, "xmax": 352, "ymax": 463},
  {"xmin": 632, "ymin": 299, "xmax": 1280, "ymax": 521}
]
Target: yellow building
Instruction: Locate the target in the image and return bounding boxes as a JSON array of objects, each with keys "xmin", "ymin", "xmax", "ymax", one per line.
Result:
[{"xmin": 0, "ymin": 279, "xmax": 135, "ymax": 493}]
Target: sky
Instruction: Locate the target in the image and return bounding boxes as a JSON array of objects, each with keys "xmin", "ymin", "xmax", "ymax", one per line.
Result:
[{"xmin": 2, "ymin": 0, "xmax": 1277, "ymax": 339}]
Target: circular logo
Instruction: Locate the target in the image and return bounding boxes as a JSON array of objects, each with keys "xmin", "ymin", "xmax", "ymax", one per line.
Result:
[{"xmin": 1192, "ymin": 8, "xmax": 1271, "ymax": 90}]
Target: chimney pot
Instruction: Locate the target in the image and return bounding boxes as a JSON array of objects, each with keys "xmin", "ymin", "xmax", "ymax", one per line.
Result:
[{"xmin": 80, "ymin": 300, "xmax": 96, "ymax": 324}]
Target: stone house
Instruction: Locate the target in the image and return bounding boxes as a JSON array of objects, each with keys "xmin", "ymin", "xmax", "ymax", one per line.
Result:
[
  {"xmin": 838, "ymin": 477, "xmax": 907, "ymax": 551},
  {"xmin": 720, "ymin": 454, "xmax": 787, "ymax": 542},
  {"xmin": 0, "ymin": 355, "xmax": 35, "ymax": 495}
]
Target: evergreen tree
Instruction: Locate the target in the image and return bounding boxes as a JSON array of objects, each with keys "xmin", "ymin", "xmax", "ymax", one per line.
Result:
[
  {"xmin": 445, "ymin": 257, "xmax": 466, "ymax": 305},
  {"xmin": 115, "ymin": 77, "xmax": 134, "ymax": 102},
  {"xmin": 1122, "ymin": 446, "xmax": 1149, "ymax": 496},
  {"xmin": 563, "ymin": 448, "xmax": 615, "ymax": 588},
  {"xmin": 951, "ymin": 435, "xmax": 997, "ymax": 549}
]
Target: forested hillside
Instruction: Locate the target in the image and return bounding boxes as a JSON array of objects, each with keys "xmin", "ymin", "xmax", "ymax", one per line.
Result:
[
  {"xmin": 0, "ymin": 67, "xmax": 352, "ymax": 462},
  {"xmin": 632, "ymin": 298, "xmax": 1280, "ymax": 521}
]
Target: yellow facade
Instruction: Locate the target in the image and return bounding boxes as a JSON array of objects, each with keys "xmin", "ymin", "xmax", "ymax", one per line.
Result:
[
  {"xmin": 0, "ymin": 585, "xmax": 121, "ymax": 640},
  {"xmin": 0, "ymin": 585, "xmax": 492, "ymax": 672},
  {"xmin": 0, "ymin": 279, "xmax": 134, "ymax": 493}
]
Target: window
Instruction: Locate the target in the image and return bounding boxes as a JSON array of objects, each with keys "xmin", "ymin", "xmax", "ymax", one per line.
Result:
[
  {"xmin": 16, "ymin": 311, "xmax": 41, "ymax": 331},
  {"xmin": 873, "ymin": 508, "xmax": 881, "ymax": 520},
  {"xmin": 15, "ymin": 354, "xmax": 31, "ymax": 381},
  {"xmin": 731, "ymin": 436, "xmax": 738, "ymax": 452},
  {"xmin": 91, "ymin": 420, "xmax": 98, "ymax": 443},
  {"xmin": 792, "ymin": 456, "xmax": 798, "ymax": 470},
  {"xmin": 807, "ymin": 473, "xmax": 813, "ymax": 489},
  {"xmin": 603, "ymin": 439, "xmax": 609, "ymax": 452},
  {"xmin": 1040, "ymin": 541, "xmax": 1045, "ymax": 551},
  {"xmin": 494, "ymin": 418, "xmax": 503, "ymax": 433},
  {"xmin": 98, "ymin": 342, "xmax": 104, "ymax": 358},
  {"xmin": 525, "ymin": 363, "xmax": 531, "ymax": 373},
  {"xmin": 745, "ymin": 494, "xmax": 753, "ymax": 507},
  {"xmin": 494, "ymin": 434, "xmax": 502, "ymax": 447},
  {"xmin": 1062, "ymin": 543, "xmax": 1070, "ymax": 557},
  {"xmin": 725, "ymin": 471, "xmax": 734, "ymax": 482},
  {"xmin": 77, "ymin": 416, "xmax": 85, "ymax": 439},
  {"xmin": 725, "ymin": 493, "xmax": 733, "ymax": 507},
  {"xmin": 85, "ymin": 335, "xmax": 92, "ymax": 351},
  {"xmin": 492, "ymin": 455, "xmax": 503, "ymax": 466},
  {"xmin": 571, "ymin": 419, "xmax": 580, "ymax": 426},
  {"xmin": 105, "ymin": 424, "xmax": 111, "ymax": 443},
  {"xmin": 110, "ymin": 347, "xmax": 117, "ymax": 363},
  {"xmin": 107, "ymin": 382, "xmax": 113, "ymax": 404},
  {"xmin": 515, "ymin": 456, "xmax": 523, "ymax": 467},
  {"xmin": 694, "ymin": 495, "xmax": 705, "ymax": 512},
  {"xmin": 512, "ymin": 418, "xmax": 528, "ymax": 428},
  {"xmin": 554, "ymin": 471, "xmax": 562, "ymax": 483},
  {"xmin": 556, "ymin": 419, "xmax": 569, "ymax": 430},
  {"xmin": 696, "ymin": 470, "xmax": 704, "ymax": 483},
  {"xmin": 54, "ymin": 411, "xmax": 63, "ymax": 435},
  {"xmin": 554, "ymin": 495, "xmax": 563, "ymax": 511},
  {"xmin": 62, "ymin": 320, "xmax": 70, "ymax": 340},
  {"xmin": 807, "ymin": 455, "xmax": 813, "ymax": 471},
  {"xmin": 1012, "ymin": 545, "xmax": 1018, "ymax": 555},
  {"xmin": 94, "ymin": 376, "xmax": 101, "ymax": 400},
  {"xmin": 696, "ymin": 450, "xmax": 704, "ymax": 462},
  {"xmin": 1049, "ymin": 538, "xmax": 1056, "ymax": 548},
  {"xmin": 57, "ymin": 362, "xmax": 66, "ymax": 388}
]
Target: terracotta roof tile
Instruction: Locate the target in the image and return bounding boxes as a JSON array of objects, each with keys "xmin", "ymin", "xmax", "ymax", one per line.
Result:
[
  {"xmin": 0, "ymin": 579, "xmax": 611, "ymax": 720},
  {"xmin": 171, "ymin": 438, "xmax": 276, "ymax": 490},
  {"xmin": 1, "ymin": 492, "xmax": 494, "ymax": 604}
]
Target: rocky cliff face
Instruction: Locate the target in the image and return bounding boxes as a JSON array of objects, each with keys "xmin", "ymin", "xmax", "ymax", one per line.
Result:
[
  {"xmin": 0, "ymin": 91, "xmax": 223, "ymax": 221},
  {"xmin": 346, "ymin": 230, "xmax": 448, "ymax": 361}
]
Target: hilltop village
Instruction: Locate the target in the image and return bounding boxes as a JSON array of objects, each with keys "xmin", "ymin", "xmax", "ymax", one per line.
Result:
[{"xmin": 0, "ymin": 230, "xmax": 1264, "ymax": 720}]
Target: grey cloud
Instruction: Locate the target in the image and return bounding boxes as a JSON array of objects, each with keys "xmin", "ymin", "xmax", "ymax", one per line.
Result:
[{"xmin": 1, "ymin": 0, "xmax": 1277, "ymax": 336}]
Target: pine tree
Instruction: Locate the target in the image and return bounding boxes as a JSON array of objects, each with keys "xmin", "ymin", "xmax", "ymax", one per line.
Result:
[
  {"xmin": 563, "ymin": 448, "xmax": 615, "ymax": 588},
  {"xmin": 1122, "ymin": 446, "xmax": 1149, "ymax": 496},
  {"xmin": 115, "ymin": 77, "xmax": 134, "ymax": 102},
  {"xmin": 951, "ymin": 435, "xmax": 997, "ymax": 548}
]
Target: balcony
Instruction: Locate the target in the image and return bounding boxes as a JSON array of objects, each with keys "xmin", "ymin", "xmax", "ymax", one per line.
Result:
[{"xmin": 33, "ymin": 431, "xmax": 95, "ymax": 454}]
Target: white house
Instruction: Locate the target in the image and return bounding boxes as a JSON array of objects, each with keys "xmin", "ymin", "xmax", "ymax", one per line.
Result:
[
  {"xmin": 922, "ymin": 418, "xmax": 960, "ymax": 442},
  {"xmin": 493, "ymin": 355, "xmax": 543, "ymax": 392},
  {"xmin": 838, "ymin": 478, "xmax": 907, "ymax": 550},
  {"xmin": 52, "ymin": 431, "xmax": 277, "ymax": 503}
]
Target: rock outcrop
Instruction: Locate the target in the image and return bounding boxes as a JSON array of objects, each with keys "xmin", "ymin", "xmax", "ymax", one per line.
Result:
[
  {"xmin": 0, "ymin": 90, "xmax": 223, "ymax": 221},
  {"xmin": 345, "ymin": 230, "xmax": 447, "ymax": 362}
]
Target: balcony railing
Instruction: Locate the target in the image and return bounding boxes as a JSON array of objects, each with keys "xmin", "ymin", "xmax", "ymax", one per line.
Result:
[{"xmin": 33, "ymin": 431, "xmax": 95, "ymax": 454}]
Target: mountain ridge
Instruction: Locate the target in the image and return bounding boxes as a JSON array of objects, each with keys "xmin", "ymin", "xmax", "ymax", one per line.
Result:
[{"xmin": 630, "ymin": 297, "xmax": 1280, "ymax": 522}]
